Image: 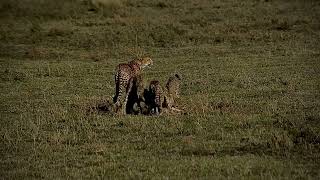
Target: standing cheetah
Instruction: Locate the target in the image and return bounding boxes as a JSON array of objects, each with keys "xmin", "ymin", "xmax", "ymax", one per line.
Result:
[
  {"xmin": 113, "ymin": 57, "xmax": 153, "ymax": 114},
  {"xmin": 126, "ymin": 74, "xmax": 146, "ymax": 115}
]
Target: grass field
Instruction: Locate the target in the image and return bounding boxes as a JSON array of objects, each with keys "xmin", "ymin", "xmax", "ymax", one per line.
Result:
[{"xmin": 1, "ymin": 0, "xmax": 320, "ymax": 178}]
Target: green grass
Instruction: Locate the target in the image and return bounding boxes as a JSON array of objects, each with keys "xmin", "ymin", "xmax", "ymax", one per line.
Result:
[{"xmin": 1, "ymin": 0, "xmax": 320, "ymax": 178}]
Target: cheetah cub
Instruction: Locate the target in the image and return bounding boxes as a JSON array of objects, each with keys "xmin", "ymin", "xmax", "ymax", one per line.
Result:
[
  {"xmin": 146, "ymin": 74, "xmax": 182, "ymax": 115},
  {"xmin": 163, "ymin": 74, "xmax": 182, "ymax": 112},
  {"xmin": 148, "ymin": 80, "xmax": 163, "ymax": 115}
]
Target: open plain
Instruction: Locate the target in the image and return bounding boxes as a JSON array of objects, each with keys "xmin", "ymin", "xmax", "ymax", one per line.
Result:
[{"xmin": 0, "ymin": 0, "xmax": 320, "ymax": 178}]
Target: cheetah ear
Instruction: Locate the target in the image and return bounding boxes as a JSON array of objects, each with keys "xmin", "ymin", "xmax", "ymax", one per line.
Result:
[{"xmin": 175, "ymin": 74, "xmax": 181, "ymax": 80}]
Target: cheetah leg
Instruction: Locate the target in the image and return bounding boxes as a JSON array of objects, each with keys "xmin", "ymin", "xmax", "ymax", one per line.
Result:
[
  {"xmin": 113, "ymin": 71, "xmax": 122, "ymax": 114},
  {"xmin": 113, "ymin": 79, "xmax": 120, "ymax": 104},
  {"xmin": 171, "ymin": 107, "xmax": 182, "ymax": 112},
  {"xmin": 123, "ymin": 78, "xmax": 134, "ymax": 115},
  {"xmin": 154, "ymin": 97, "xmax": 161, "ymax": 115},
  {"xmin": 115, "ymin": 78, "xmax": 128, "ymax": 114},
  {"xmin": 155, "ymin": 107, "xmax": 160, "ymax": 115},
  {"xmin": 166, "ymin": 95, "xmax": 174, "ymax": 110}
]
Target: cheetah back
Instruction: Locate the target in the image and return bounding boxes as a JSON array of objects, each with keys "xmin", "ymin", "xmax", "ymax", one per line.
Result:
[{"xmin": 165, "ymin": 74, "xmax": 181, "ymax": 98}]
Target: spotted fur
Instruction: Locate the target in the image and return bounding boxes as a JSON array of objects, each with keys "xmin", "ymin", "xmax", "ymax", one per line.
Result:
[
  {"xmin": 113, "ymin": 57, "xmax": 153, "ymax": 114},
  {"xmin": 163, "ymin": 74, "xmax": 182, "ymax": 110},
  {"xmin": 148, "ymin": 80, "xmax": 163, "ymax": 115}
]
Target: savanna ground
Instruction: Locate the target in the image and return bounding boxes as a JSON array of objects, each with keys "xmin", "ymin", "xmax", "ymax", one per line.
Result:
[{"xmin": 0, "ymin": 0, "xmax": 320, "ymax": 178}]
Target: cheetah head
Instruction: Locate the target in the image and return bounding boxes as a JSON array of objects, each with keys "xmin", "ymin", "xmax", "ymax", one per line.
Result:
[{"xmin": 139, "ymin": 57, "xmax": 153, "ymax": 69}]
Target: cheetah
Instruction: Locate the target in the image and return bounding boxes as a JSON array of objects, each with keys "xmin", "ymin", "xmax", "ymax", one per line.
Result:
[
  {"xmin": 143, "ymin": 74, "xmax": 182, "ymax": 115},
  {"xmin": 126, "ymin": 74, "xmax": 147, "ymax": 115},
  {"xmin": 148, "ymin": 80, "xmax": 163, "ymax": 115},
  {"xmin": 163, "ymin": 74, "xmax": 182, "ymax": 112},
  {"xmin": 113, "ymin": 57, "xmax": 153, "ymax": 114}
]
